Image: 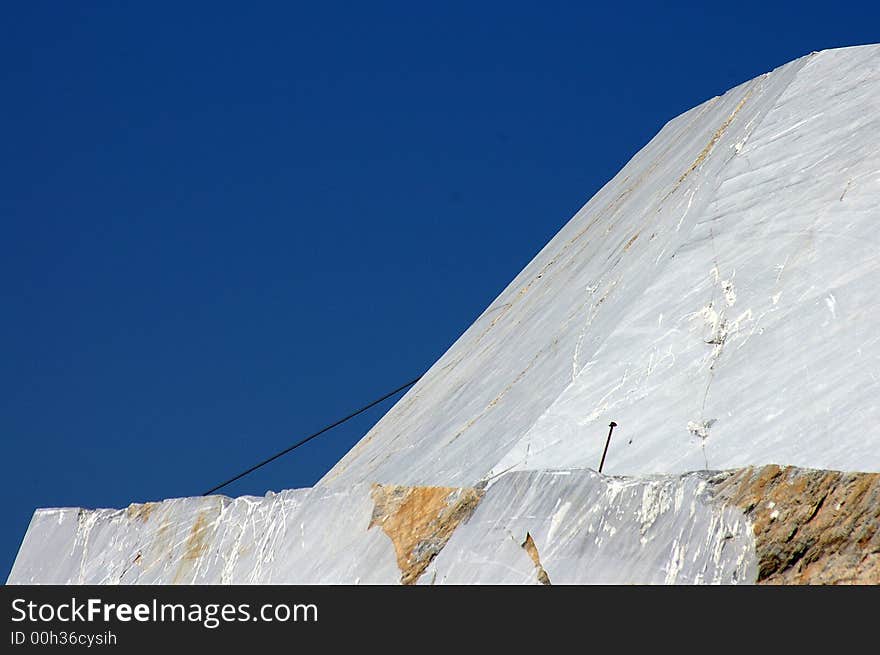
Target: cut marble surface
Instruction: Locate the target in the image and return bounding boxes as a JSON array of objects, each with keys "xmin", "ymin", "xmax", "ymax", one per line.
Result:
[
  {"xmin": 421, "ymin": 469, "xmax": 756, "ymax": 585},
  {"xmin": 8, "ymin": 469, "xmax": 756, "ymax": 585},
  {"xmin": 10, "ymin": 465, "xmax": 878, "ymax": 584}
]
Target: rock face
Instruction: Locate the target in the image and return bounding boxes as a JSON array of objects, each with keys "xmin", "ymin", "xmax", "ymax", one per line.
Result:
[
  {"xmin": 419, "ymin": 468, "xmax": 757, "ymax": 585},
  {"xmin": 11, "ymin": 465, "xmax": 876, "ymax": 584},
  {"xmin": 8, "ymin": 45, "xmax": 880, "ymax": 584},
  {"xmin": 714, "ymin": 466, "xmax": 880, "ymax": 584},
  {"xmin": 367, "ymin": 484, "xmax": 484, "ymax": 584}
]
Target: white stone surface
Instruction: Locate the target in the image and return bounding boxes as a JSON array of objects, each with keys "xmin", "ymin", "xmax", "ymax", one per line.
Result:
[
  {"xmin": 8, "ymin": 470, "xmax": 756, "ymax": 585},
  {"xmin": 8, "ymin": 486, "xmax": 400, "ymax": 584},
  {"xmin": 422, "ymin": 470, "xmax": 756, "ymax": 585}
]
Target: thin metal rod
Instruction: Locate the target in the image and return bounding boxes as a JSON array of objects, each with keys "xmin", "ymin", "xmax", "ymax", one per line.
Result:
[{"xmin": 598, "ymin": 421, "xmax": 617, "ymax": 473}]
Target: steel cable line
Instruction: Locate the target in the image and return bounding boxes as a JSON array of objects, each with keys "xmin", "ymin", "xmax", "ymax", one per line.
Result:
[{"xmin": 202, "ymin": 374, "xmax": 423, "ymax": 495}]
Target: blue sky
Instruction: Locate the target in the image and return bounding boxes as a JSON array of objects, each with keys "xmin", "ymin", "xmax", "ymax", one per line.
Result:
[{"xmin": 2, "ymin": 1, "xmax": 877, "ymax": 579}]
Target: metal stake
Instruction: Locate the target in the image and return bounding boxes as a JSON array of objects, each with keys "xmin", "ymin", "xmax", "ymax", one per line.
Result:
[{"xmin": 598, "ymin": 421, "xmax": 617, "ymax": 473}]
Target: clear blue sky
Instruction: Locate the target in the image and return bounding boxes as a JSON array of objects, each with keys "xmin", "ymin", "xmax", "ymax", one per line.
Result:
[{"xmin": 2, "ymin": 1, "xmax": 876, "ymax": 580}]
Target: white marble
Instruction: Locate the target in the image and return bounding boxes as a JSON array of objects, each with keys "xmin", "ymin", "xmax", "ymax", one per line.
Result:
[
  {"xmin": 322, "ymin": 45, "xmax": 880, "ymax": 489},
  {"xmin": 8, "ymin": 470, "xmax": 756, "ymax": 585},
  {"xmin": 422, "ymin": 470, "xmax": 756, "ymax": 585},
  {"xmin": 9, "ymin": 485, "xmax": 400, "ymax": 584}
]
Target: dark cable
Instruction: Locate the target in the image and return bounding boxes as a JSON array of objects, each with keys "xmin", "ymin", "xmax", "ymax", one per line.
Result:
[{"xmin": 202, "ymin": 374, "xmax": 423, "ymax": 496}]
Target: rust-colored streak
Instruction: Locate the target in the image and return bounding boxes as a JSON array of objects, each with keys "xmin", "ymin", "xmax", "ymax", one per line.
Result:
[
  {"xmin": 125, "ymin": 502, "xmax": 157, "ymax": 522},
  {"xmin": 664, "ymin": 88, "xmax": 754, "ymax": 201},
  {"xmin": 521, "ymin": 532, "xmax": 552, "ymax": 585},
  {"xmin": 714, "ymin": 465, "xmax": 880, "ymax": 584},
  {"xmin": 182, "ymin": 513, "xmax": 211, "ymax": 562},
  {"xmin": 171, "ymin": 511, "xmax": 215, "ymax": 584},
  {"xmin": 369, "ymin": 484, "xmax": 484, "ymax": 585}
]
